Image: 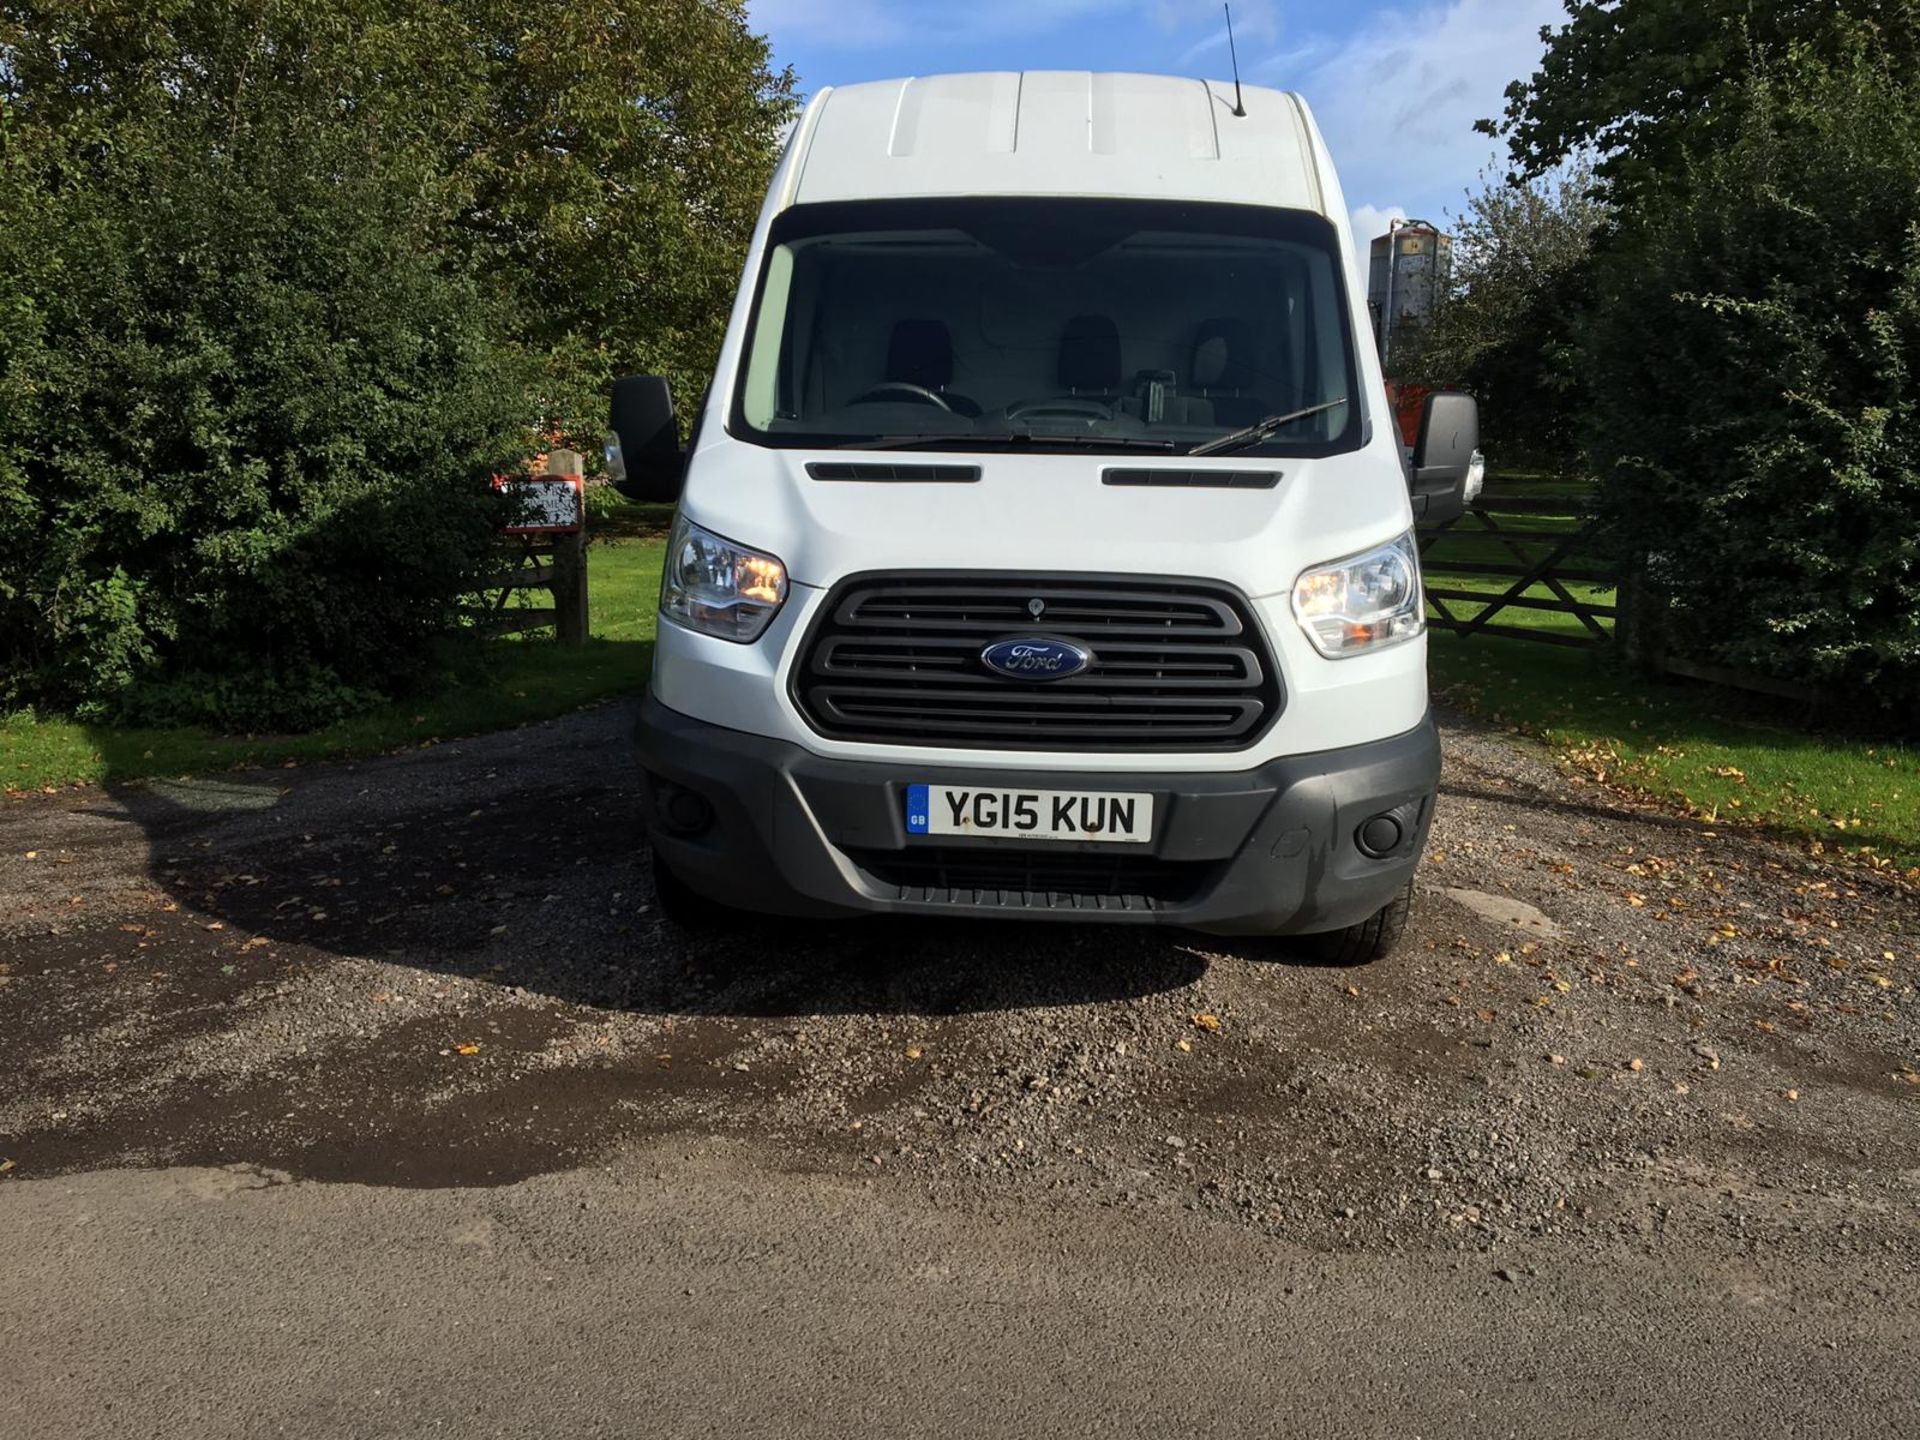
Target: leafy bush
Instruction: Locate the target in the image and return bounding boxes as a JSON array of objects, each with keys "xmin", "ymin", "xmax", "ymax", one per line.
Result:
[
  {"xmin": 1583, "ymin": 50, "xmax": 1920, "ymax": 726},
  {"xmin": 1397, "ymin": 160, "xmax": 1605, "ymax": 471},
  {"xmin": 0, "ymin": 1, "xmax": 791, "ymax": 731},
  {"xmin": 0, "ymin": 87, "xmax": 535, "ymax": 726}
]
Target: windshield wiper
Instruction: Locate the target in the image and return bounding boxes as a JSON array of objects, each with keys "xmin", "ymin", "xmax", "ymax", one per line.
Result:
[{"xmin": 1188, "ymin": 398, "xmax": 1349, "ymax": 457}]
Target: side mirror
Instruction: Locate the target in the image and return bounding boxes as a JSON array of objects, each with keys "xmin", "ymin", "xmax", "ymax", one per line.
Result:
[
  {"xmin": 609, "ymin": 375, "xmax": 684, "ymax": 503},
  {"xmin": 1409, "ymin": 390, "xmax": 1483, "ymax": 525}
]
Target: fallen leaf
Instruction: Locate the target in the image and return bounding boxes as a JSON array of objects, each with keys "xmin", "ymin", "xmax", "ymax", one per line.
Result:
[
  {"xmin": 1781, "ymin": 1088, "xmax": 1799, "ymax": 1102},
  {"xmin": 1174, "ymin": 1038, "xmax": 1192, "ymax": 1052},
  {"xmin": 1627, "ymin": 1057, "xmax": 1644, "ymax": 1072},
  {"xmin": 455, "ymin": 1043, "xmax": 481, "ymax": 1056},
  {"xmin": 905, "ymin": 1046, "xmax": 923, "ymax": 1060},
  {"xmin": 1191, "ymin": 1013, "xmax": 1221, "ymax": 1032}
]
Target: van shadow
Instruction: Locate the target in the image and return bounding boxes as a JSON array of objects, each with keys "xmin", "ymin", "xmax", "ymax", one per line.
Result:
[{"xmin": 95, "ymin": 708, "xmax": 1214, "ymax": 1022}]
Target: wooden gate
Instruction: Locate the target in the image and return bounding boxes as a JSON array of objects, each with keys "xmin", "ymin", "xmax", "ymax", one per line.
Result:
[
  {"xmin": 469, "ymin": 448, "xmax": 590, "ymax": 643},
  {"xmin": 473, "ymin": 528, "xmax": 589, "ymax": 643},
  {"xmin": 1416, "ymin": 489, "xmax": 1617, "ymax": 647}
]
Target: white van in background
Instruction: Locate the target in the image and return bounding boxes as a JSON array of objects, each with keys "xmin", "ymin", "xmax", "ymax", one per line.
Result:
[{"xmin": 608, "ymin": 72, "xmax": 1479, "ymax": 962}]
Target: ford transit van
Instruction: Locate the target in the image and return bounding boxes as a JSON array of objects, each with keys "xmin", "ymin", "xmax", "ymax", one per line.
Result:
[{"xmin": 608, "ymin": 73, "xmax": 1481, "ymax": 963}]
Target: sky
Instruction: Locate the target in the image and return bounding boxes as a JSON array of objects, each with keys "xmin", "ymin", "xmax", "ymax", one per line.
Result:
[{"xmin": 745, "ymin": 0, "xmax": 1563, "ymax": 269}]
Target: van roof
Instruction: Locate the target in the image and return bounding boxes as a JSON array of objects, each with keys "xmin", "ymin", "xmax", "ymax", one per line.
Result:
[{"xmin": 787, "ymin": 72, "xmax": 1327, "ymax": 215}]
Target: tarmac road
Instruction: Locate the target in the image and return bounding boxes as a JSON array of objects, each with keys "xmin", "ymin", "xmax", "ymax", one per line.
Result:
[{"xmin": 3, "ymin": 701, "xmax": 1916, "ymax": 1438}]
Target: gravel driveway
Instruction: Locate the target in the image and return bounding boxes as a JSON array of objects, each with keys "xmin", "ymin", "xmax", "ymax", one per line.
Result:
[{"xmin": 3, "ymin": 701, "xmax": 1916, "ymax": 1437}]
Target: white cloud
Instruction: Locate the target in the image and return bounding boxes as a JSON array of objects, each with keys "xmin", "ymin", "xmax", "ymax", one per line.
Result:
[
  {"xmin": 1348, "ymin": 202, "xmax": 1408, "ymax": 281},
  {"xmin": 1174, "ymin": 0, "xmax": 1278, "ymax": 63},
  {"xmin": 748, "ymin": 0, "xmax": 1106, "ymax": 51},
  {"xmin": 749, "ymin": 0, "xmax": 1275, "ymax": 55},
  {"xmin": 1264, "ymin": 0, "xmax": 1559, "ymax": 229}
]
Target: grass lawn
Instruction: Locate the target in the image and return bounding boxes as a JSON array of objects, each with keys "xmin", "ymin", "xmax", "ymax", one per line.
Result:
[
  {"xmin": 1424, "ymin": 477, "xmax": 1916, "ymax": 876},
  {"xmin": 4, "ymin": 533, "xmax": 668, "ymax": 793},
  {"xmin": 1427, "ymin": 618, "xmax": 1920, "ymax": 878},
  {"xmin": 1420, "ymin": 476, "xmax": 1616, "ymax": 644}
]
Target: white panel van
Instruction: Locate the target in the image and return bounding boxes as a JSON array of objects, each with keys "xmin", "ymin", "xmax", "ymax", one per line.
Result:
[{"xmin": 608, "ymin": 73, "xmax": 1481, "ymax": 963}]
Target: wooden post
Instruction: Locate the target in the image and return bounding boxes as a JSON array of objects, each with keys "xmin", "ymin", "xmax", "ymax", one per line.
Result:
[
  {"xmin": 1616, "ymin": 566, "xmax": 1666, "ymax": 675},
  {"xmin": 545, "ymin": 449, "xmax": 589, "ymax": 645}
]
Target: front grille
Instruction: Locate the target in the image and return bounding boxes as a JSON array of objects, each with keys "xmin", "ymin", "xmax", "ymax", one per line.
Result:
[
  {"xmin": 792, "ymin": 573, "xmax": 1281, "ymax": 751},
  {"xmin": 848, "ymin": 846, "xmax": 1210, "ymax": 911}
]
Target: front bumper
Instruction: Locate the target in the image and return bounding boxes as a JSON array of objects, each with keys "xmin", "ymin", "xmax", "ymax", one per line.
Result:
[{"xmin": 634, "ymin": 694, "xmax": 1440, "ymax": 937}]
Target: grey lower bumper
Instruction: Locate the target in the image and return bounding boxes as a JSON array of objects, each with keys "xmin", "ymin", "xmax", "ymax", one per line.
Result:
[{"xmin": 634, "ymin": 694, "xmax": 1440, "ymax": 937}]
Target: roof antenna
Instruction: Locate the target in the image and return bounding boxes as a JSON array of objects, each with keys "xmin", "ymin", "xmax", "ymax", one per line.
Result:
[{"xmin": 1224, "ymin": 3, "xmax": 1246, "ymax": 116}]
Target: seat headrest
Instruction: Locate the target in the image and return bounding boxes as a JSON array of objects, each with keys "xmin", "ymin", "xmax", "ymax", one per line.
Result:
[
  {"xmin": 886, "ymin": 318, "xmax": 953, "ymax": 390},
  {"xmin": 1191, "ymin": 317, "xmax": 1257, "ymax": 390},
  {"xmin": 1058, "ymin": 314, "xmax": 1121, "ymax": 391}
]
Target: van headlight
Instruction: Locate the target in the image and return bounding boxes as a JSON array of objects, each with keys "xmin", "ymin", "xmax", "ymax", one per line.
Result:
[
  {"xmin": 660, "ymin": 515, "xmax": 788, "ymax": 643},
  {"xmin": 1291, "ymin": 531, "xmax": 1424, "ymax": 658}
]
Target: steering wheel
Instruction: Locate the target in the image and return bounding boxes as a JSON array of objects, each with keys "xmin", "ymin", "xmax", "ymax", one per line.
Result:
[
  {"xmin": 1004, "ymin": 397, "xmax": 1113, "ymax": 421},
  {"xmin": 849, "ymin": 382, "xmax": 953, "ymax": 412}
]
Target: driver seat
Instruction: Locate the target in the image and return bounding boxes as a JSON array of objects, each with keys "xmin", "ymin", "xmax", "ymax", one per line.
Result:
[
  {"xmin": 1190, "ymin": 317, "xmax": 1268, "ymax": 427},
  {"xmin": 884, "ymin": 319, "xmax": 980, "ymax": 416},
  {"xmin": 1057, "ymin": 314, "xmax": 1122, "ymax": 400}
]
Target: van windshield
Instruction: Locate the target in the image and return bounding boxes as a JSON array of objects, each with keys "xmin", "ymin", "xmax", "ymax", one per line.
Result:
[{"xmin": 732, "ymin": 197, "xmax": 1361, "ymax": 457}]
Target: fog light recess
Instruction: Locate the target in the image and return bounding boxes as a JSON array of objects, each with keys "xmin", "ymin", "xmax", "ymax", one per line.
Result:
[
  {"xmin": 653, "ymin": 778, "xmax": 715, "ymax": 837},
  {"xmin": 1356, "ymin": 814, "xmax": 1404, "ymax": 859}
]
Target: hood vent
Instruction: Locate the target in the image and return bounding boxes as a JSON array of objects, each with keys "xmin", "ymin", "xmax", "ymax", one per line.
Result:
[
  {"xmin": 1103, "ymin": 467, "xmax": 1281, "ymax": 489},
  {"xmin": 807, "ymin": 461, "xmax": 981, "ymax": 483}
]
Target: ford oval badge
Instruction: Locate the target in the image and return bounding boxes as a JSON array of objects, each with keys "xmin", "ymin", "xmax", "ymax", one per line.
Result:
[{"xmin": 980, "ymin": 637, "xmax": 1091, "ymax": 681}]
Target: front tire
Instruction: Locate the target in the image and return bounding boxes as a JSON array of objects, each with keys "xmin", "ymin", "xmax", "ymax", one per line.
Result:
[{"xmin": 1302, "ymin": 879, "xmax": 1414, "ymax": 965}]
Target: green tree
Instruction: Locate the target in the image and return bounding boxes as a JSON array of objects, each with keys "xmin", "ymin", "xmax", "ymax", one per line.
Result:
[
  {"xmin": 4, "ymin": 1, "xmax": 796, "ymax": 438},
  {"xmin": 1, "ymin": 12, "xmax": 537, "ymax": 724},
  {"xmin": 1483, "ymin": 0, "xmax": 1920, "ymax": 197},
  {"xmin": 1583, "ymin": 52, "xmax": 1920, "ymax": 718},
  {"xmin": 0, "ymin": 1, "xmax": 792, "ymax": 727},
  {"xmin": 374, "ymin": 0, "xmax": 796, "ymax": 436},
  {"xmin": 1398, "ymin": 158, "xmax": 1606, "ymax": 469}
]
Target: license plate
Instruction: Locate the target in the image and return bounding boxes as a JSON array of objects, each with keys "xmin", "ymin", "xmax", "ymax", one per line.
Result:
[{"xmin": 905, "ymin": 785, "xmax": 1153, "ymax": 844}]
